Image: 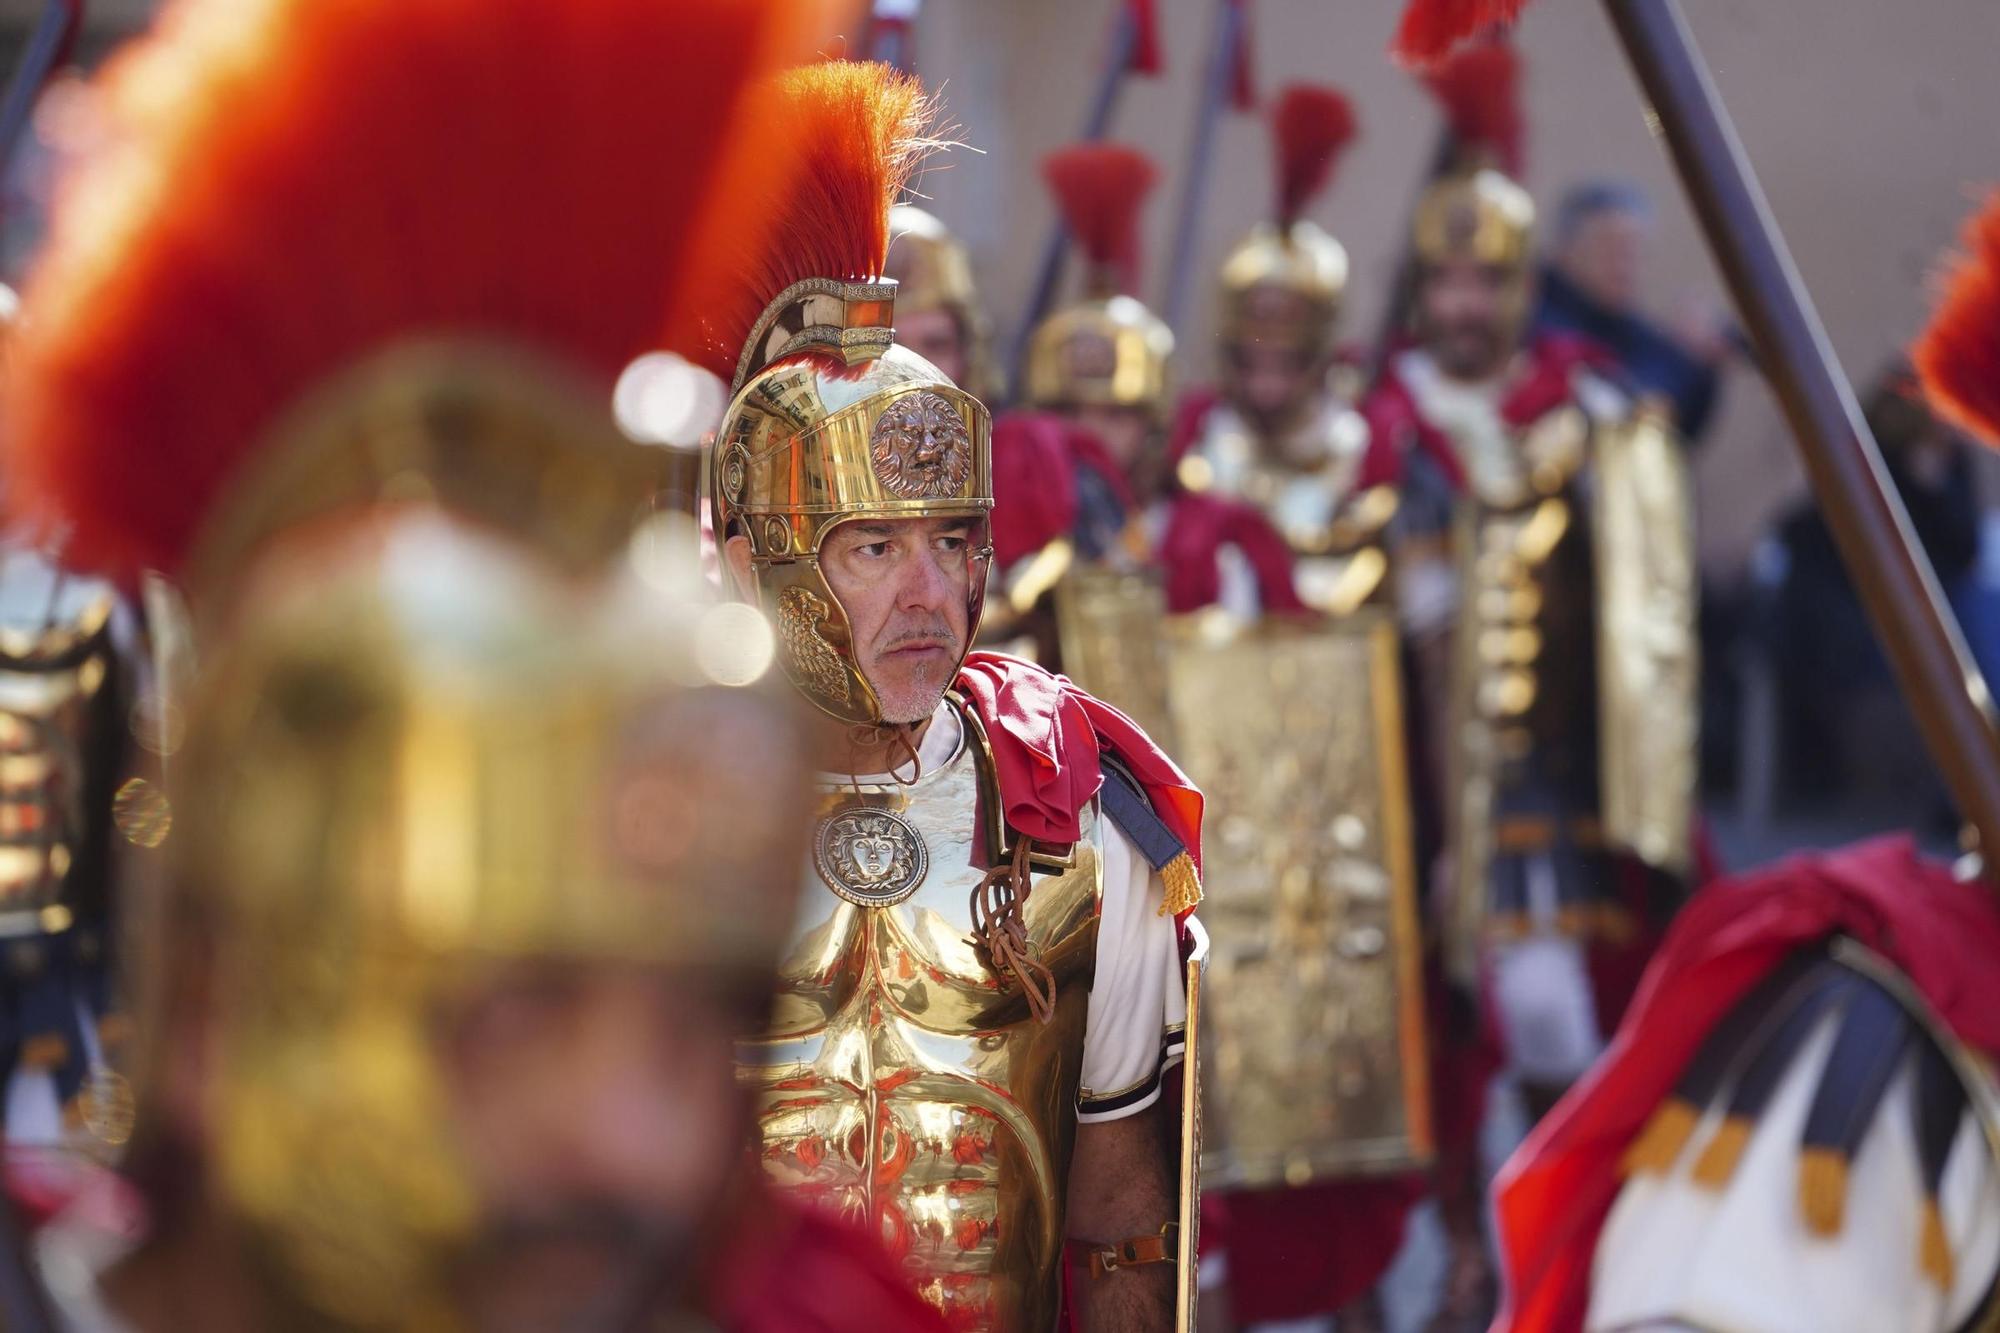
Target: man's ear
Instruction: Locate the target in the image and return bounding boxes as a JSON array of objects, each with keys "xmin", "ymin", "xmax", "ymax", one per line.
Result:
[{"xmin": 722, "ymin": 533, "xmax": 756, "ymax": 599}]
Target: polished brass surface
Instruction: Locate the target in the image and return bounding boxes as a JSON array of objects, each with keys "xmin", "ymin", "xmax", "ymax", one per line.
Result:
[
  {"xmin": 1593, "ymin": 402, "xmax": 1698, "ymax": 875},
  {"xmin": 1024, "ymin": 295, "xmax": 1176, "ymax": 421},
  {"xmin": 713, "ymin": 308, "xmax": 996, "ymax": 726},
  {"xmin": 1411, "ymin": 168, "xmax": 1536, "ymax": 270},
  {"xmin": 0, "ymin": 548, "xmax": 127, "ymax": 939},
  {"xmin": 187, "ymin": 342, "xmax": 667, "ymax": 622},
  {"xmin": 730, "ymin": 275, "xmax": 900, "ymax": 395},
  {"xmin": 1051, "ymin": 566, "xmax": 1176, "ymax": 748},
  {"xmin": 1444, "ymin": 425, "xmax": 1581, "ymax": 983},
  {"xmin": 1169, "ymin": 613, "xmax": 1432, "ymax": 1185},
  {"xmin": 743, "ymin": 700, "xmax": 1104, "ymax": 1333},
  {"xmin": 1177, "ymin": 398, "xmax": 1396, "ymax": 615},
  {"xmin": 158, "ymin": 346, "xmax": 814, "ymax": 1330},
  {"xmin": 1442, "ymin": 391, "xmax": 1690, "ymax": 980},
  {"xmin": 1217, "ymin": 221, "xmax": 1349, "ymax": 415}
]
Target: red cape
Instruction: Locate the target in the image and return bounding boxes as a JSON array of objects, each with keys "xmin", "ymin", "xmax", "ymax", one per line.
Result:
[
  {"xmin": 709, "ymin": 1186, "xmax": 949, "ymax": 1332},
  {"xmin": 955, "ymin": 651, "xmax": 1202, "ymax": 913},
  {"xmin": 990, "ymin": 412, "xmax": 1083, "ymax": 569},
  {"xmin": 1159, "ymin": 491, "xmax": 1306, "ymax": 616},
  {"xmin": 1491, "ymin": 836, "xmax": 2000, "ymax": 1333}
]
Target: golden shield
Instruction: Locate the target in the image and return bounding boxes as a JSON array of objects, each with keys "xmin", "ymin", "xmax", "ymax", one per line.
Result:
[{"xmin": 1164, "ymin": 612, "xmax": 1433, "ymax": 1186}]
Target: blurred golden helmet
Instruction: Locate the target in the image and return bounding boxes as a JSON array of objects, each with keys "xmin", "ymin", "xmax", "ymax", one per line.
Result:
[
  {"xmin": 1217, "ymin": 220, "xmax": 1349, "ymax": 365},
  {"xmin": 1024, "ymin": 140, "xmax": 1174, "ymax": 421},
  {"xmin": 138, "ymin": 347, "xmax": 816, "ymax": 1329},
  {"xmin": 1024, "ymin": 293, "xmax": 1176, "ymax": 421},
  {"xmin": 884, "ymin": 203, "xmax": 997, "ymax": 399},
  {"xmin": 1412, "ymin": 166, "xmax": 1536, "ymax": 271}
]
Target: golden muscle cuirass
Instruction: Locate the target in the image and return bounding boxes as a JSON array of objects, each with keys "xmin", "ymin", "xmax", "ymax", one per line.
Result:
[
  {"xmin": 741, "ymin": 698, "xmax": 1103, "ymax": 1333},
  {"xmin": 0, "ymin": 547, "xmax": 126, "ymax": 939}
]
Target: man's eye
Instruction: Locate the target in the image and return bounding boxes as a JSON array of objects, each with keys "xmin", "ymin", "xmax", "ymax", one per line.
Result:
[
  {"xmin": 859, "ymin": 542, "xmax": 893, "ymax": 558},
  {"xmin": 935, "ymin": 536, "xmax": 967, "ymax": 553}
]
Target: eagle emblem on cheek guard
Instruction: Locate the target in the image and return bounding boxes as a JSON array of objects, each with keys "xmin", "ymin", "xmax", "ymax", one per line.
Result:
[{"xmin": 870, "ymin": 390, "xmax": 972, "ymax": 499}]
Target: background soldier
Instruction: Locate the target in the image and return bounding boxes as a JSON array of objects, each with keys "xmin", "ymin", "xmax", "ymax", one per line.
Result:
[
  {"xmin": 0, "ymin": 0, "xmax": 951, "ymax": 1329},
  {"xmin": 1169, "ymin": 82, "xmax": 1400, "ymax": 613},
  {"xmin": 702, "ymin": 62, "xmax": 1205, "ymax": 1333},
  {"xmin": 1016, "ymin": 141, "xmax": 1297, "ymax": 622}
]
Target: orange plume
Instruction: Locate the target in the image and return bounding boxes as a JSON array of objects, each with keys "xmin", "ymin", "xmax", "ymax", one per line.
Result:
[
  {"xmin": 1392, "ymin": 0, "xmax": 1529, "ymax": 68},
  {"xmin": 1042, "ymin": 142, "xmax": 1159, "ymax": 298},
  {"xmin": 1272, "ymin": 85, "xmax": 1358, "ymax": 227},
  {"xmin": 7, "ymin": 0, "xmax": 838, "ymax": 581},
  {"xmin": 673, "ymin": 61, "xmax": 935, "ymax": 385},
  {"xmin": 1915, "ymin": 191, "xmax": 2000, "ymax": 449},
  {"xmin": 1421, "ymin": 43, "xmax": 1525, "ymax": 178}
]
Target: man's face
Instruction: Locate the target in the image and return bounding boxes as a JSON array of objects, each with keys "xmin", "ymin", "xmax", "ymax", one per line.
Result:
[
  {"xmin": 1418, "ymin": 258, "xmax": 1524, "ymax": 382},
  {"xmin": 1558, "ymin": 207, "xmax": 1645, "ymax": 312},
  {"xmin": 437, "ymin": 963, "xmax": 759, "ymax": 1333},
  {"xmin": 818, "ymin": 515, "xmax": 976, "ymax": 724},
  {"xmin": 1227, "ymin": 339, "xmax": 1319, "ymax": 428},
  {"xmin": 898, "ymin": 307, "xmax": 970, "ymax": 387}
]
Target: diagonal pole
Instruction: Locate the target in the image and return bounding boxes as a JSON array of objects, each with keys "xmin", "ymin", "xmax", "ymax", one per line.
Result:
[
  {"xmin": 1005, "ymin": 5, "xmax": 1140, "ymax": 396},
  {"xmin": 1600, "ymin": 0, "xmax": 2000, "ymax": 867}
]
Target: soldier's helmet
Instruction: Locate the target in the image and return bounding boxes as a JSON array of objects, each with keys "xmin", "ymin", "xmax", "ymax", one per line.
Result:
[
  {"xmin": 1216, "ymin": 85, "xmax": 1359, "ymax": 404},
  {"xmin": 1409, "ymin": 44, "xmax": 1537, "ymax": 330},
  {"xmin": 4, "ymin": 0, "xmax": 832, "ymax": 1323},
  {"xmin": 1024, "ymin": 142, "xmax": 1175, "ymax": 424},
  {"xmin": 699, "ymin": 65, "xmax": 995, "ymax": 729}
]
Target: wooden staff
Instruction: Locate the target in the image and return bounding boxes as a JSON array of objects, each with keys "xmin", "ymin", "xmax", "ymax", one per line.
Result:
[
  {"xmin": 1159, "ymin": 0, "xmax": 1248, "ymax": 332},
  {"xmin": 1601, "ymin": 0, "xmax": 2000, "ymax": 861},
  {"xmin": 1005, "ymin": 2, "xmax": 1145, "ymax": 394}
]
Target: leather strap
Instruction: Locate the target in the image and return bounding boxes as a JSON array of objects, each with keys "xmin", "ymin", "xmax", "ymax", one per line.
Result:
[{"xmin": 1071, "ymin": 1223, "xmax": 1179, "ymax": 1281}]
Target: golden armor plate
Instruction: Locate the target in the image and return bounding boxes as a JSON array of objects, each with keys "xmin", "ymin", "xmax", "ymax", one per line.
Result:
[
  {"xmin": 1051, "ymin": 566, "xmax": 1177, "ymax": 748},
  {"xmin": 1592, "ymin": 403, "xmax": 1698, "ymax": 876},
  {"xmin": 1161, "ymin": 612, "xmax": 1432, "ymax": 1186}
]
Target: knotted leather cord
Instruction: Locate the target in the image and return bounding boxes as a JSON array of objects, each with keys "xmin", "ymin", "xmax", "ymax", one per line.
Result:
[
  {"xmin": 844, "ymin": 721, "xmax": 924, "ymax": 803},
  {"xmin": 969, "ymin": 834, "xmax": 1058, "ymax": 1025}
]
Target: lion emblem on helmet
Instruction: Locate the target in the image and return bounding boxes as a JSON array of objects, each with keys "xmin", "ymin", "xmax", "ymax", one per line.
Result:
[{"xmin": 869, "ymin": 390, "xmax": 973, "ymax": 500}]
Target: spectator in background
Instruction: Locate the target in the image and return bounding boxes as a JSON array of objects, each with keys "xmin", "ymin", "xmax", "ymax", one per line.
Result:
[
  {"xmin": 1772, "ymin": 360, "xmax": 1980, "ymax": 803},
  {"xmin": 1535, "ymin": 179, "xmax": 1736, "ymax": 442}
]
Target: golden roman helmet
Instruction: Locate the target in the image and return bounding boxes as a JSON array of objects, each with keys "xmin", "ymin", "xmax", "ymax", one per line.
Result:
[
  {"xmin": 1411, "ymin": 165, "xmax": 1536, "ymax": 271},
  {"xmin": 4, "ymin": 0, "xmax": 833, "ymax": 1325},
  {"xmin": 1217, "ymin": 85, "xmax": 1358, "ymax": 369},
  {"xmin": 1024, "ymin": 141, "xmax": 1175, "ymax": 420},
  {"xmin": 1411, "ymin": 165, "xmax": 1538, "ymax": 342},
  {"xmin": 705, "ymin": 65, "xmax": 994, "ymax": 728}
]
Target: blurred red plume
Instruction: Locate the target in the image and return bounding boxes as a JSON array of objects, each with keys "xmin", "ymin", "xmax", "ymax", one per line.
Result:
[
  {"xmin": 1042, "ymin": 142, "xmax": 1159, "ymax": 297},
  {"xmin": 1421, "ymin": 43, "xmax": 1525, "ymax": 177},
  {"xmin": 1915, "ymin": 192, "xmax": 2000, "ymax": 449},
  {"xmin": 7, "ymin": 0, "xmax": 838, "ymax": 580},
  {"xmin": 1126, "ymin": 0, "xmax": 1163, "ymax": 76},
  {"xmin": 1392, "ymin": 0, "xmax": 1529, "ymax": 68},
  {"xmin": 1272, "ymin": 84, "xmax": 1357, "ymax": 227},
  {"xmin": 673, "ymin": 60, "xmax": 935, "ymax": 383}
]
